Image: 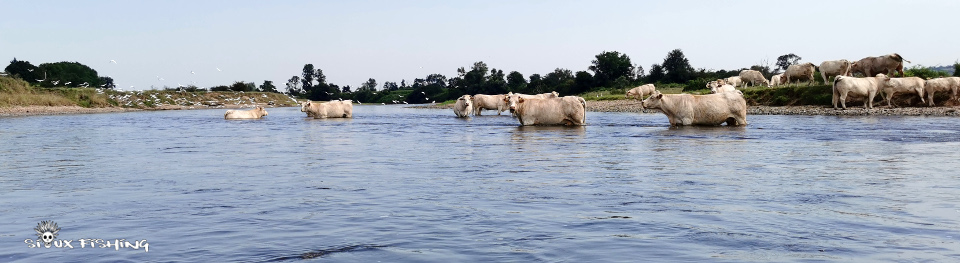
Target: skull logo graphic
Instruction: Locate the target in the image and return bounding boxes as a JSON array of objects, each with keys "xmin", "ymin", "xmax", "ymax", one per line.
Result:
[{"xmin": 34, "ymin": 220, "xmax": 60, "ymax": 248}]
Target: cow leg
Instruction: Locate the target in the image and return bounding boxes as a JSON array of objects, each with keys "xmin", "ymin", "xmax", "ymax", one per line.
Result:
[
  {"xmin": 680, "ymin": 117, "xmax": 693, "ymax": 126},
  {"xmin": 928, "ymin": 91, "xmax": 936, "ymax": 107},
  {"xmin": 867, "ymin": 91, "xmax": 876, "ymax": 109},
  {"xmin": 886, "ymin": 91, "xmax": 894, "ymax": 107},
  {"xmin": 840, "ymin": 92, "xmax": 848, "ymax": 109}
]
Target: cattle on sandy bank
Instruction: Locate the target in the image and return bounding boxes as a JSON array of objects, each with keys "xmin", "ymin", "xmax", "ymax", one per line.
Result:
[
  {"xmin": 832, "ymin": 74, "xmax": 886, "ymax": 109},
  {"xmin": 880, "ymin": 76, "xmax": 925, "ymax": 107},
  {"xmin": 626, "ymin": 84, "xmax": 656, "ymax": 100},
  {"xmin": 739, "ymin": 70, "xmax": 769, "ymax": 87},
  {"xmin": 923, "ymin": 77, "xmax": 960, "ymax": 106},
  {"xmin": 819, "ymin": 59, "xmax": 852, "ymax": 83},
  {"xmin": 851, "ymin": 53, "xmax": 909, "ymax": 77},
  {"xmin": 783, "ymin": 63, "xmax": 817, "ymax": 86}
]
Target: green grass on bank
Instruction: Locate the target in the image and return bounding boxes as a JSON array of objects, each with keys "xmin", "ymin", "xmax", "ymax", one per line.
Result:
[{"xmin": 1, "ymin": 75, "xmax": 298, "ymax": 109}]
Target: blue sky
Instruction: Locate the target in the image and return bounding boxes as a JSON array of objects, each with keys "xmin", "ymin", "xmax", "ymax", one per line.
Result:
[{"xmin": 2, "ymin": 0, "xmax": 958, "ymax": 90}]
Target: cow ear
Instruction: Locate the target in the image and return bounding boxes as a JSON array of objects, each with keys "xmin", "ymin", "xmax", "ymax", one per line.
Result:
[
  {"xmin": 518, "ymin": 97, "xmax": 525, "ymax": 103},
  {"xmin": 657, "ymin": 93, "xmax": 663, "ymax": 99}
]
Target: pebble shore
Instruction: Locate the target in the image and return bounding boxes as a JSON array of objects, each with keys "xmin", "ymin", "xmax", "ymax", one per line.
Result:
[
  {"xmin": 412, "ymin": 99, "xmax": 960, "ymax": 116},
  {"xmin": 0, "ymin": 106, "xmax": 141, "ymax": 117}
]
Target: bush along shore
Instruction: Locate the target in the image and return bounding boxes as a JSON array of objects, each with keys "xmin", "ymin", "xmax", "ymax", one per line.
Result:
[
  {"xmin": 1, "ymin": 75, "xmax": 299, "ymax": 117},
  {"xmin": 413, "ymin": 84, "xmax": 960, "ymax": 116}
]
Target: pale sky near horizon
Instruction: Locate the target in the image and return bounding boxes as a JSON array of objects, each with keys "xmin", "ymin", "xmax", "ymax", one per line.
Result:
[{"xmin": 2, "ymin": 0, "xmax": 958, "ymax": 91}]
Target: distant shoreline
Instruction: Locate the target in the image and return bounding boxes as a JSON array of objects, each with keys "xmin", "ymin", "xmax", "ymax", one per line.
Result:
[
  {"xmin": 4, "ymin": 100, "xmax": 960, "ymax": 118},
  {"xmin": 410, "ymin": 99, "xmax": 960, "ymax": 116}
]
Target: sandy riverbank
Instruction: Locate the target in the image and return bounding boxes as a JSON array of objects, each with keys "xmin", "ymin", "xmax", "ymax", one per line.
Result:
[
  {"xmin": 411, "ymin": 99, "xmax": 960, "ymax": 116},
  {"xmin": 0, "ymin": 104, "xmax": 289, "ymax": 118},
  {"xmin": 0, "ymin": 106, "xmax": 141, "ymax": 117}
]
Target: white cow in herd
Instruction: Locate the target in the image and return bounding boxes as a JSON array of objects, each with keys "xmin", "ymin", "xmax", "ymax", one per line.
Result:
[
  {"xmin": 641, "ymin": 90, "xmax": 747, "ymax": 126},
  {"xmin": 626, "ymin": 84, "xmax": 656, "ymax": 100},
  {"xmin": 706, "ymin": 81, "xmax": 738, "ymax": 94},
  {"xmin": 453, "ymin": 95, "xmax": 474, "ymax": 117},
  {"xmin": 924, "ymin": 77, "xmax": 960, "ymax": 106},
  {"xmin": 471, "ymin": 94, "xmax": 508, "ymax": 115},
  {"xmin": 769, "ymin": 74, "xmax": 784, "ymax": 87},
  {"xmin": 819, "ymin": 59, "xmax": 852, "ymax": 83},
  {"xmin": 723, "ymin": 76, "xmax": 743, "ymax": 88},
  {"xmin": 224, "ymin": 106, "xmax": 268, "ymax": 119},
  {"xmin": 300, "ymin": 100, "xmax": 353, "ymax": 118},
  {"xmin": 738, "ymin": 70, "xmax": 769, "ymax": 87},
  {"xmin": 880, "ymin": 76, "xmax": 925, "ymax": 107},
  {"xmin": 512, "ymin": 96, "xmax": 586, "ymax": 126},
  {"xmin": 783, "ymin": 63, "xmax": 817, "ymax": 86},
  {"xmin": 504, "ymin": 91, "xmax": 559, "ymax": 114},
  {"xmin": 832, "ymin": 74, "xmax": 886, "ymax": 109}
]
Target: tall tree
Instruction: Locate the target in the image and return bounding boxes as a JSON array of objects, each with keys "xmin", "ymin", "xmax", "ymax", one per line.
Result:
[
  {"xmin": 662, "ymin": 49, "xmax": 694, "ymax": 84},
  {"xmin": 648, "ymin": 64, "xmax": 665, "ymax": 83},
  {"xmin": 4, "ymin": 58, "xmax": 41, "ymax": 83},
  {"xmin": 360, "ymin": 78, "xmax": 378, "ymax": 91},
  {"xmin": 300, "ymin": 64, "xmax": 315, "ymax": 93},
  {"xmin": 589, "ymin": 51, "xmax": 634, "ymax": 88},
  {"xmin": 528, "ymin": 73, "xmax": 544, "ymax": 94},
  {"xmin": 572, "ymin": 71, "xmax": 595, "ymax": 95},
  {"xmin": 285, "ymin": 76, "xmax": 303, "ymax": 97},
  {"xmin": 259, "ymin": 80, "xmax": 277, "ymax": 93},
  {"xmin": 953, "ymin": 62, "xmax": 960, "ymax": 77},
  {"xmin": 776, "ymin": 53, "xmax": 802, "ymax": 72},
  {"xmin": 506, "ymin": 71, "xmax": 526, "ymax": 92}
]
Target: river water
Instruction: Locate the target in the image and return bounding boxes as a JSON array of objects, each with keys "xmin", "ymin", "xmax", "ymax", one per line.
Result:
[{"xmin": 1, "ymin": 105, "xmax": 959, "ymax": 262}]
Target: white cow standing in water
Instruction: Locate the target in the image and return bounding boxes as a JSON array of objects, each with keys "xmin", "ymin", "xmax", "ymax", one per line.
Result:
[
  {"xmin": 641, "ymin": 90, "xmax": 747, "ymax": 126},
  {"xmin": 224, "ymin": 106, "xmax": 268, "ymax": 119},
  {"xmin": 453, "ymin": 95, "xmax": 473, "ymax": 117},
  {"xmin": 301, "ymin": 100, "xmax": 353, "ymax": 118}
]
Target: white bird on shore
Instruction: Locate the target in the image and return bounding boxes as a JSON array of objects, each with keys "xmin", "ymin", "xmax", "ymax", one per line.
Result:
[
  {"xmin": 64, "ymin": 82, "xmax": 71, "ymax": 85},
  {"xmin": 52, "ymin": 80, "xmax": 60, "ymax": 85},
  {"xmin": 381, "ymin": 103, "xmax": 385, "ymax": 105}
]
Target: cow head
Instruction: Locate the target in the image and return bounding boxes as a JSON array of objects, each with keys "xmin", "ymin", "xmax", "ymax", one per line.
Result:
[
  {"xmin": 506, "ymin": 94, "xmax": 521, "ymax": 113},
  {"xmin": 640, "ymin": 91, "xmax": 663, "ymax": 110},
  {"xmin": 300, "ymin": 101, "xmax": 311, "ymax": 112},
  {"xmin": 256, "ymin": 106, "xmax": 268, "ymax": 116}
]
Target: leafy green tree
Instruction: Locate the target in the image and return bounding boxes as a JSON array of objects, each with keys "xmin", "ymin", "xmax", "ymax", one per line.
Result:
[
  {"xmin": 589, "ymin": 51, "xmax": 634, "ymax": 88},
  {"xmin": 542, "ymin": 68, "xmax": 574, "ymax": 94},
  {"xmin": 98, "ymin": 76, "xmax": 115, "ymax": 89},
  {"xmin": 527, "ymin": 73, "xmax": 544, "ymax": 94},
  {"xmin": 571, "ymin": 71, "xmax": 594, "ymax": 95},
  {"xmin": 341, "ymin": 85, "xmax": 352, "ymax": 93},
  {"xmin": 300, "ymin": 64, "xmax": 315, "ymax": 92},
  {"xmin": 648, "ymin": 64, "xmax": 665, "ymax": 83},
  {"xmin": 4, "ymin": 58, "xmax": 41, "ymax": 83},
  {"xmin": 382, "ymin": 81, "xmax": 397, "ymax": 91},
  {"xmin": 506, "ymin": 71, "xmax": 526, "ymax": 92},
  {"xmin": 229, "ymin": 81, "xmax": 256, "ymax": 92},
  {"xmin": 483, "ymin": 68, "xmax": 507, "ymax": 94},
  {"xmin": 285, "ymin": 76, "xmax": 303, "ymax": 97},
  {"xmin": 360, "ymin": 78, "xmax": 378, "ymax": 91},
  {"xmin": 954, "ymin": 62, "xmax": 960, "ymax": 77},
  {"xmin": 259, "ymin": 80, "xmax": 277, "ymax": 93},
  {"xmin": 776, "ymin": 53, "xmax": 802, "ymax": 72},
  {"xmin": 662, "ymin": 49, "xmax": 694, "ymax": 84}
]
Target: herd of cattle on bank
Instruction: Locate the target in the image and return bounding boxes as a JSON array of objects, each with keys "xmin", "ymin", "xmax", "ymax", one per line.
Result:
[{"xmin": 224, "ymin": 53, "xmax": 960, "ymax": 127}]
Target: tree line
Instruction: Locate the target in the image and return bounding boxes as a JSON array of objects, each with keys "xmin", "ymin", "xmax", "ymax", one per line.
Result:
[{"xmin": 285, "ymin": 49, "xmax": 960, "ymax": 104}]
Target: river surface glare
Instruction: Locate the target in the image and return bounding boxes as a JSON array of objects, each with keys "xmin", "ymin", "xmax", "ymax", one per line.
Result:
[{"xmin": 2, "ymin": 105, "xmax": 960, "ymax": 262}]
